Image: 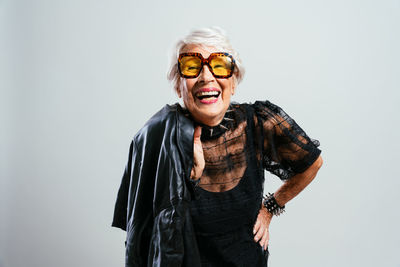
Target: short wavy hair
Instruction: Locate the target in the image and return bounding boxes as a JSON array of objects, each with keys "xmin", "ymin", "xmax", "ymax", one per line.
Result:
[{"xmin": 167, "ymin": 26, "xmax": 245, "ymax": 94}]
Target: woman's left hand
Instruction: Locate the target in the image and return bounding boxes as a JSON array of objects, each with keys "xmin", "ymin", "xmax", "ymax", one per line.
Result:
[{"xmin": 253, "ymin": 205, "xmax": 272, "ymax": 250}]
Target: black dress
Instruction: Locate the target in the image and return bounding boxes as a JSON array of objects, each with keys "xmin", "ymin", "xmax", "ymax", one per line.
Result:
[{"xmin": 186, "ymin": 100, "xmax": 322, "ymax": 267}]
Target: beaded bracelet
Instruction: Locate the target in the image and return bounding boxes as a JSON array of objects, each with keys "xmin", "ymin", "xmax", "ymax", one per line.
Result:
[{"xmin": 263, "ymin": 192, "xmax": 286, "ymax": 216}]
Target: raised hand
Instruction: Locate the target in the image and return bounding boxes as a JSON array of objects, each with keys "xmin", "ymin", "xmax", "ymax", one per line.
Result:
[{"xmin": 190, "ymin": 126, "xmax": 205, "ymax": 180}]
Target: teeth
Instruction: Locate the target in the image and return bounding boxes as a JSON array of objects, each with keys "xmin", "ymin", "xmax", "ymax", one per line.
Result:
[{"xmin": 196, "ymin": 91, "xmax": 219, "ymax": 97}]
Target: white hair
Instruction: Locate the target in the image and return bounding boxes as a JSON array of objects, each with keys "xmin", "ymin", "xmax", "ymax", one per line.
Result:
[{"xmin": 167, "ymin": 26, "xmax": 245, "ymax": 94}]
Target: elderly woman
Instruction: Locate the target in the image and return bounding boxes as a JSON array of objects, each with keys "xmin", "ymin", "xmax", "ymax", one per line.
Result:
[{"xmin": 112, "ymin": 27, "xmax": 323, "ymax": 267}]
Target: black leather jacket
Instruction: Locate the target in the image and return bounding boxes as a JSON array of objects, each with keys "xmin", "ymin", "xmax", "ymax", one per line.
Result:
[{"xmin": 112, "ymin": 103, "xmax": 202, "ymax": 267}]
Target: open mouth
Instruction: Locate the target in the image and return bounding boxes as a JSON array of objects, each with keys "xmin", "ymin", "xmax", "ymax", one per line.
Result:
[{"xmin": 195, "ymin": 90, "xmax": 221, "ymax": 101}]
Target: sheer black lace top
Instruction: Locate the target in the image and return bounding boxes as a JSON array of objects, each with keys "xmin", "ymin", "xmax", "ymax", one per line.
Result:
[{"xmin": 184, "ymin": 100, "xmax": 321, "ymax": 266}]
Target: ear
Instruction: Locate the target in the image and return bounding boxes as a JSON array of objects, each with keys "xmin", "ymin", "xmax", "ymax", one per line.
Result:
[
  {"xmin": 176, "ymin": 79, "xmax": 182, "ymax": 98},
  {"xmin": 231, "ymin": 76, "xmax": 237, "ymax": 95},
  {"xmin": 231, "ymin": 85, "xmax": 236, "ymax": 96}
]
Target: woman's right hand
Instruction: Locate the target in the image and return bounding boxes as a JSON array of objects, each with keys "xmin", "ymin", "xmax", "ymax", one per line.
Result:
[{"xmin": 190, "ymin": 126, "xmax": 205, "ymax": 180}]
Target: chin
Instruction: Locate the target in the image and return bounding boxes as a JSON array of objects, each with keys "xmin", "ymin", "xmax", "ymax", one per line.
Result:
[
  {"xmin": 195, "ymin": 110, "xmax": 224, "ymax": 126},
  {"xmin": 198, "ymin": 106, "xmax": 223, "ymax": 116}
]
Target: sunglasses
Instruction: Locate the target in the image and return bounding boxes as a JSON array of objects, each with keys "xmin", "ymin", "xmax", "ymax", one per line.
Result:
[{"xmin": 178, "ymin": 52, "xmax": 235, "ymax": 79}]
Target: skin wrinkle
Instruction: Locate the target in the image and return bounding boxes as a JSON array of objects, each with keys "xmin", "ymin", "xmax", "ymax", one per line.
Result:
[
  {"xmin": 199, "ymin": 119, "xmax": 248, "ymax": 192},
  {"xmin": 274, "ymin": 156, "xmax": 323, "ymax": 207},
  {"xmin": 261, "ymin": 107, "xmax": 312, "ymax": 165},
  {"xmin": 202, "ymin": 131, "xmax": 246, "ymax": 158},
  {"xmin": 200, "ymin": 146, "xmax": 247, "ymax": 192},
  {"xmin": 177, "ymin": 44, "xmax": 235, "ymax": 127},
  {"xmin": 251, "ymin": 103, "xmax": 323, "ymax": 249},
  {"xmin": 179, "ymin": 44, "xmax": 323, "ymax": 252}
]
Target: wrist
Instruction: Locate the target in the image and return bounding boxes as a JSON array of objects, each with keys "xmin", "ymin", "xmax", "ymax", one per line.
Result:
[
  {"xmin": 263, "ymin": 192, "xmax": 286, "ymax": 216},
  {"xmin": 261, "ymin": 205, "xmax": 273, "ymax": 222},
  {"xmin": 190, "ymin": 165, "xmax": 204, "ymax": 180},
  {"xmin": 190, "ymin": 168, "xmax": 202, "ymax": 180}
]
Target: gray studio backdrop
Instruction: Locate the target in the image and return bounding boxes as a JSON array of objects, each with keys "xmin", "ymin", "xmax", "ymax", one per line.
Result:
[{"xmin": 1, "ymin": 0, "xmax": 399, "ymax": 266}]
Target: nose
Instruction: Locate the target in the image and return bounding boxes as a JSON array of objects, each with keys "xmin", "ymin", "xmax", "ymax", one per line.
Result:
[{"xmin": 198, "ymin": 64, "xmax": 215, "ymax": 82}]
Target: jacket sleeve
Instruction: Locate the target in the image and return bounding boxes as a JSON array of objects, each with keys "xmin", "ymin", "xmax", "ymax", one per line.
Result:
[
  {"xmin": 112, "ymin": 139, "xmax": 135, "ymax": 231},
  {"xmin": 112, "ymin": 139, "xmax": 154, "ymax": 267},
  {"xmin": 146, "ymin": 151, "xmax": 186, "ymax": 267},
  {"xmin": 113, "ymin": 104, "xmax": 202, "ymax": 267},
  {"xmin": 126, "ymin": 137, "xmax": 157, "ymax": 267}
]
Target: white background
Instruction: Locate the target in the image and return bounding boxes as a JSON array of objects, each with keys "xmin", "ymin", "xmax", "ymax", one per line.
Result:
[{"xmin": 1, "ymin": 0, "xmax": 399, "ymax": 266}]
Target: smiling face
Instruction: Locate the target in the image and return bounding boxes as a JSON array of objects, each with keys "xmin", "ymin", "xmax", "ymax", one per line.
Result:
[{"xmin": 177, "ymin": 44, "xmax": 236, "ymax": 126}]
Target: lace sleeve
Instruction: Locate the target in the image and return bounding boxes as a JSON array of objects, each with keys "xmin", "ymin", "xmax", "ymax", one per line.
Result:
[{"xmin": 253, "ymin": 100, "xmax": 322, "ymax": 181}]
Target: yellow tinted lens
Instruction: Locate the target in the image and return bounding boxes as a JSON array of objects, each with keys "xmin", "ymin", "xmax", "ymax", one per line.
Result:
[
  {"xmin": 180, "ymin": 56, "xmax": 202, "ymax": 76},
  {"xmin": 210, "ymin": 55, "xmax": 233, "ymax": 76}
]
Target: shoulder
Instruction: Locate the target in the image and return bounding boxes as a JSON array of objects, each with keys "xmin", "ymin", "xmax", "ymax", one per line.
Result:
[
  {"xmin": 234, "ymin": 100, "xmax": 282, "ymax": 115},
  {"xmin": 132, "ymin": 103, "xmax": 184, "ymax": 146},
  {"xmin": 251, "ymin": 100, "xmax": 283, "ymax": 119},
  {"xmin": 233, "ymin": 100, "xmax": 284, "ymax": 128}
]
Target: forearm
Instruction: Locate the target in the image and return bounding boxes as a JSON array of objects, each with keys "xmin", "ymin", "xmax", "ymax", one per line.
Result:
[{"xmin": 274, "ymin": 156, "xmax": 323, "ymax": 207}]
